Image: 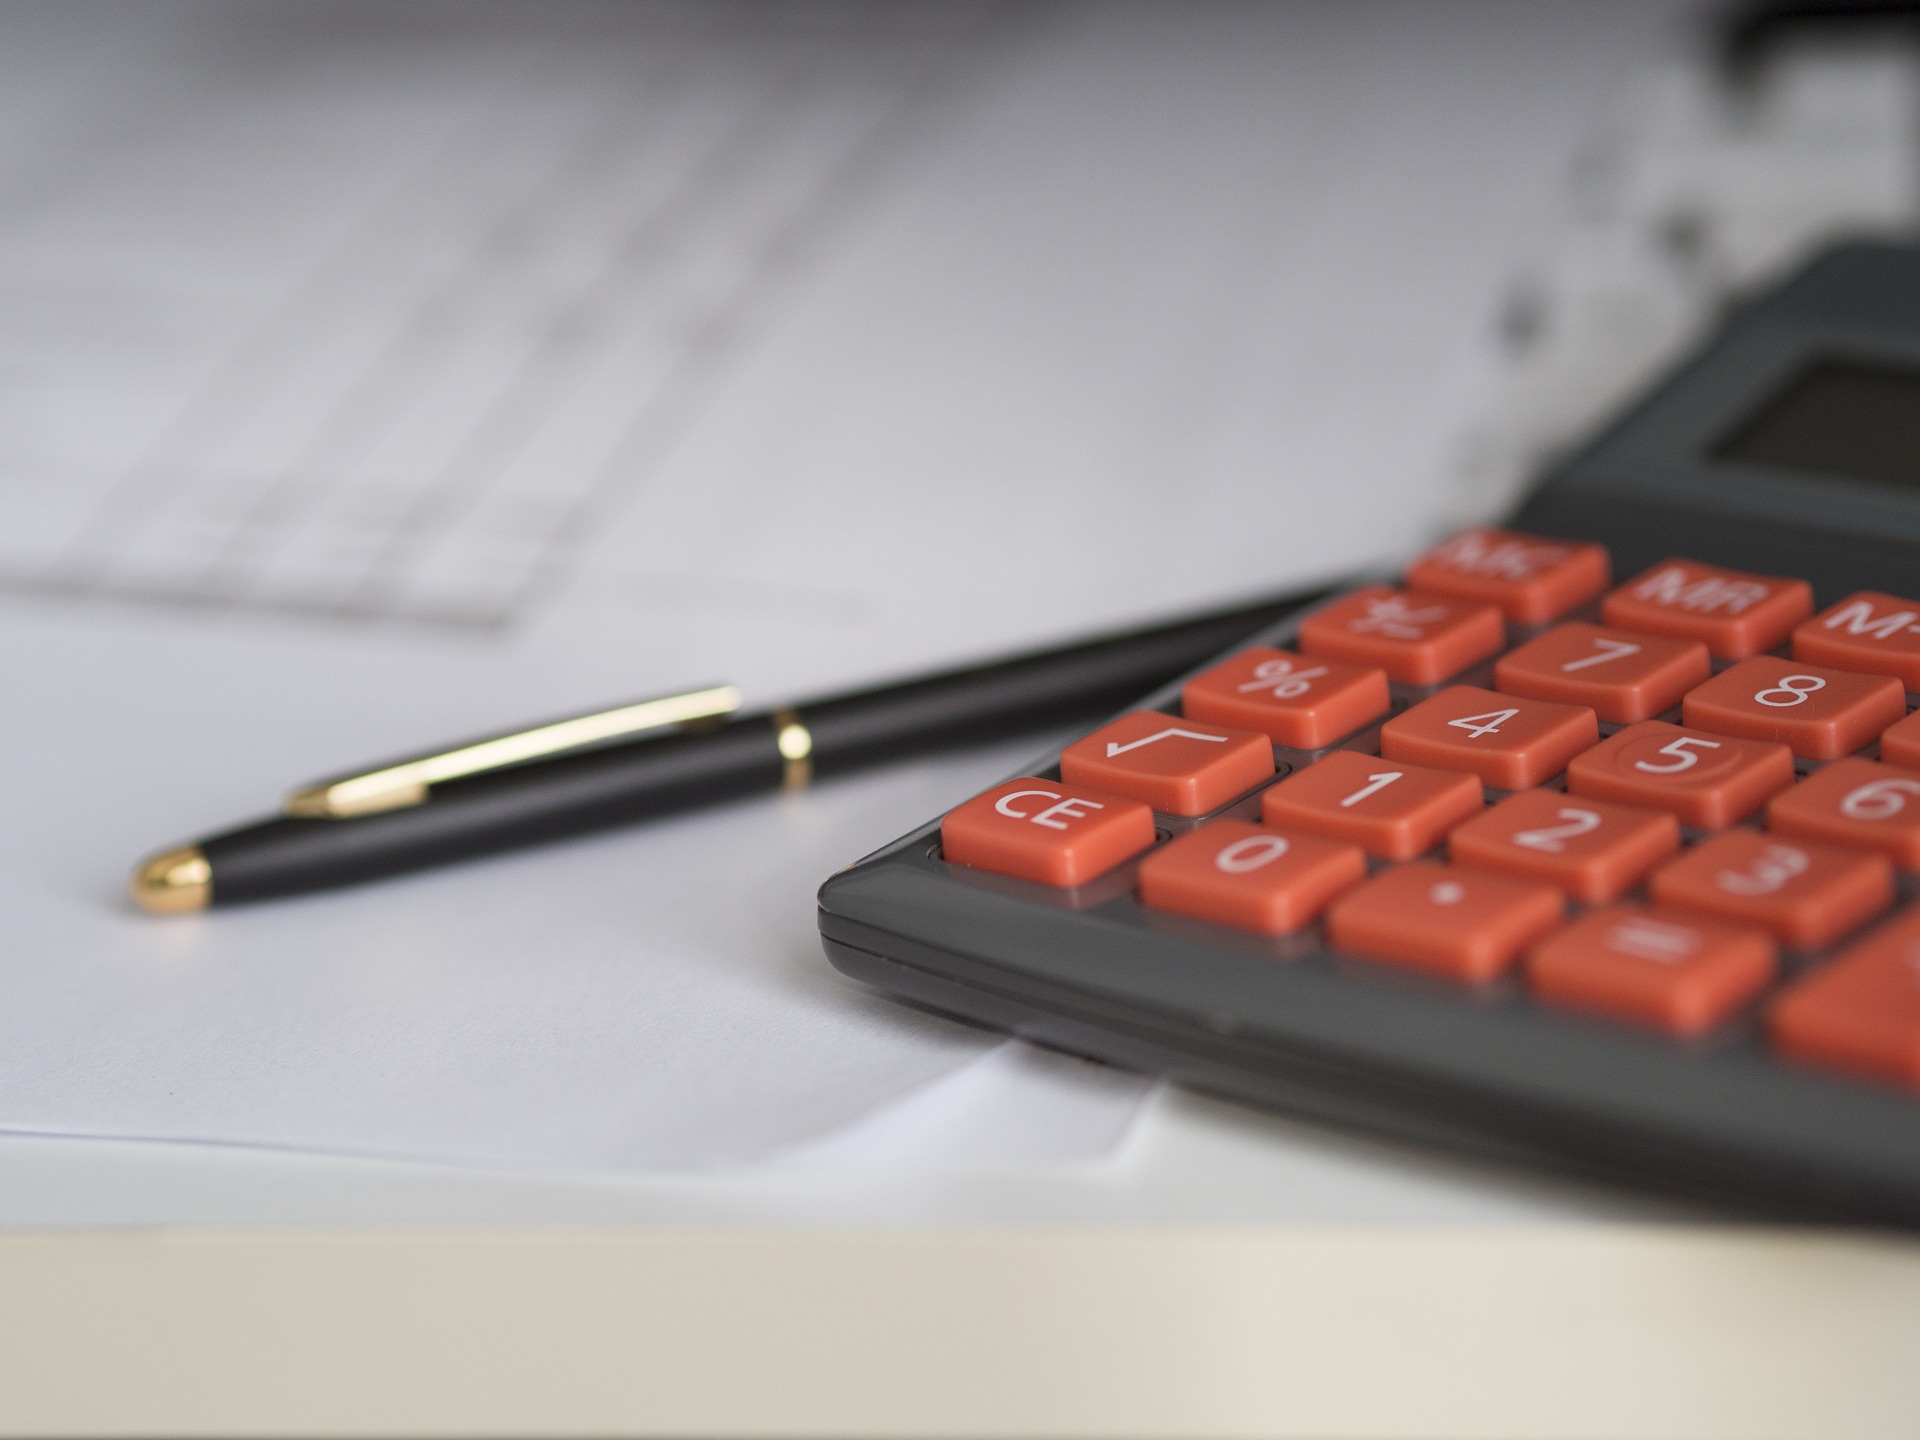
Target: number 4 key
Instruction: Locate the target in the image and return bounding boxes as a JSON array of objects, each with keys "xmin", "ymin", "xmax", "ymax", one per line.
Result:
[{"xmin": 1380, "ymin": 685, "xmax": 1598, "ymax": 789}]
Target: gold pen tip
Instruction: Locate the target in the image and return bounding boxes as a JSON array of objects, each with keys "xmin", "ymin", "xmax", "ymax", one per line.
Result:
[{"xmin": 130, "ymin": 845, "xmax": 211, "ymax": 915}]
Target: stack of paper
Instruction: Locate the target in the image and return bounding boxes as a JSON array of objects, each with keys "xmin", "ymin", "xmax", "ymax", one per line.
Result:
[{"xmin": 0, "ymin": 0, "xmax": 1675, "ymax": 1173}]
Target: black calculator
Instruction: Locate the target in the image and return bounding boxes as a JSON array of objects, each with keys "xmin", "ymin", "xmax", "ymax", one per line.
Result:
[{"xmin": 817, "ymin": 241, "xmax": 1920, "ymax": 1223}]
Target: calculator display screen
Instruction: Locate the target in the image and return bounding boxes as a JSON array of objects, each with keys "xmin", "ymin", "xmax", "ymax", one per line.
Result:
[{"xmin": 1714, "ymin": 357, "xmax": 1920, "ymax": 492}]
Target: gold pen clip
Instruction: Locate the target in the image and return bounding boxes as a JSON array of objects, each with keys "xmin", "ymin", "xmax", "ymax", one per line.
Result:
[{"xmin": 283, "ymin": 683, "xmax": 744, "ymax": 819}]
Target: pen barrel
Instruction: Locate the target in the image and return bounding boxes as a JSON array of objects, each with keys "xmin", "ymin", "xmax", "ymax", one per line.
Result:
[
  {"xmin": 194, "ymin": 588, "xmax": 1317, "ymax": 903},
  {"xmin": 202, "ymin": 720, "xmax": 786, "ymax": 902},
  {"xmin": 798, "ymin": 601, "xmax": 1306, "ymax": 775}
]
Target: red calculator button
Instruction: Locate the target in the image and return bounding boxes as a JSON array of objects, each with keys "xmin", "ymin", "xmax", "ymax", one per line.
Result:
[
  {"xmin": 1565, "ymin": 720, "xmax": 1793, "ymax": 829},
  {"xmin": 1379, "ymin": 685, "xmax": 1596, "ymax": 790},
  {"xmin": 1767, "ymin": 758, "xmax": 1920, "ymax": 870},
  {"xmin": 1769, "ymin": 909, "xmax": 1920, "ymax": 1088},
  {"xmin": 1681, "ymin": 657, "xmax": 1904, "ymax": 761},
  {"xmin": 1403, "ymin": 528, "xmax": 1610, "ymax": 624},
  {"xmin": 1879, "ymin": 709, "xmax": 1920, "ymax": 769},
  {"xmin": 1181, "ymin": 647, "xmax": 1389, "ymax": 749},
  {"xmin": 1647, "ymin": 829, "xmax": 1892, "ymax": 950},
  {"xmin": 941, "ymin": 778, "xmax": 1156, "ymax": 887},
  {"xmin": 1448, "ymin": 790, "xmax": 1679, "ymax": 904},
  {"xmin": 1136, "ymin": 821, "xmax": 1366, "ymax": 935},
  {"xmin": 1793, "ymin": 591, "xmax": 1920, "ymax": 690},
  {"xmin": 1260, "ymin": 749, "xmax": 1482, "ymax": 861},
  {"xmin": 1060, "ymin": 712, "xmax": 1273, "ymax": 816},
  {"xmin": 1601, "ymin": 559, "xmax": 1813, "ymax": 659},
  {"xmin": 1297, "ymin": 585, "xmax": 1504, "ymax": 686},
  {"xmin": 1494, "ymin": 622, "xmax": 1709, "ymax": 723},
  {"xmin": 1325, "ymin": 862, "xmax": 1563, "ymax": 983},
  {"xmin": 1529, "ymin": 906, "xmax": 1775, "ymax": 1037}
]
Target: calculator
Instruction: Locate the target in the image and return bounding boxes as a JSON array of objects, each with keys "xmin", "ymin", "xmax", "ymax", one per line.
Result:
[{"xmin": 817, "ymin": 241, "xmax": 1920, "ymax": 1223}]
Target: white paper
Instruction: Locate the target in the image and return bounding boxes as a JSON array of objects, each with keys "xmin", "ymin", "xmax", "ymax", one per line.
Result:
[
  {"xmin": 771, "ymin": 1046, "xmax": 1160, "ymax": 1174},
  {"xmin": 0, "ymin": 0, "xmax": 1669, "ymax": 1172}
]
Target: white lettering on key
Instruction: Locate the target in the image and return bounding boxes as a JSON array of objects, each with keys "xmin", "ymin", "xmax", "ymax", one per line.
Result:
[
  {"xmin": 1608, "ymin": 916, "xmax": 1700, "ymax": 963},
  {"xmin": 1841, "ymin": 778, "xmax": 1920, "ymax": 821},
  {"xmin": 1105, "ymin": 727, "xmax": 1229, "ymax": 758},
  {"xmin": 994, "ymin": 789, "xmax": 1059, "ymax": 820},
  {"xmin": 1236, "ymin": 658, "xmax": 1327, "ymax": 699},
  {"xmin": 1430, "ymin": 881, "xmax": 1466, "ymax": 905},
  {"xmin": 1716, "ymin": 843, "xmax": 1808, "ymax": 897},
  {"xmin": 1214, "ymin": 834, "xmax": 1290, "ymax": 873},
  {"xmin": 1634, "ymin": 735, "xmax": 1720, "ymax": 774},
  {"xmin": 1031, "ymin": 796, "xmax": 1105, "ymax": 830},
  {"xmin": 1512, "ymin": 808, "xmax": 1601, "ymax": 852},
  {"xmin": 1430, "ymin": 531, "xmax": 1568, "ymax": 580},
  {"xmin": 1446, "ymin": 708, "xmax": 1518, "ymax": 740},
  {"xmin": 1340, "ymin": 771, "xmax": 1402, "ymax": 807},
  {"xmin": 1754, "ymin": 674, "xmax": 1826, "ymax": 708},
  {"xmin": 1823, "ymin": 599, "xmax": 1920, "ymax": 641},
  {"xmin": 1348, "ymin": 595, "xmax": 1450, "ymax": 640},
  {"xmin": 1633, "ymin": 567, "xmax": 1768, "ymax": 615},
  {"xmin": 1560, "ymin": 637, "xmax": 1641, "ymax": 672}
]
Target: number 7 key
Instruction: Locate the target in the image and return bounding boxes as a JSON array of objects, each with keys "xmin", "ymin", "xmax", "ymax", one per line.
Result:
[{"xmin": 1494, "ymin": 621, "xmax": 1710, "ymax": 723}]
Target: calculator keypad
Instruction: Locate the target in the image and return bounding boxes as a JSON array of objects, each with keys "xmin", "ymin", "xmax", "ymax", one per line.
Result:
[
  {"xmin": 936, "ymin": 532, "xmax": 1920, "ymax": 1095},
  {"xmin": 1646, "ymin": 830, "xmax": 1893, "ymax": 950},
  {"xmin": 1180, "ymin": 647, "xmax": 1389, "ymax": 749},
  {"xmin": 940, "ymin": 778, "xmax": 1155, "ymax": 888},
  {"xmin": 1564, "ymin": 721, "xmax": 1793, "ymax": 829},
  {"xmin": 1059, "ymin": 711, "xmax": 1273, "ymax": 816},
  {"xmin": 1601, "ymin": 559, "xmax": 1813, "ymax": 659},
  {"xmin": 1769, "ymin": 908, "xmax": 1920, "ymax": 1089},
  {"xmin": 1380, "ymin": 685, "xmax": 1597, "ymax": 790},
  {"xmin": 1494, "ymin": 622, "xmax": 1709, "ymax": 724},
  {"xmin": 1447, "ymin": 790, "xmax": 1678, "ymax": 904},
  {"xmin": 1403, "ymin": 528, "xmax": 1610, "ymax": 624},
  {"xmin": 1296, "ymin": 584, "xmax": 1504, "ymax": 684},
  {"xmin": 1137, "ymin": 821, "xmax": 1365, "ymax": 935},
  {"xmin": 1792, "ymin": 591, "xmax": 1920, "ymax": 690},
  {"xmin": 1680, "ymin": 656, "xmax": 1905, "ymax": 760},
  {"xmin": 1324, "ymin": 861, "xmax": 1563, "ymax": 983},
  {"xmin": 1530, "ymin": 906, "xmax": 1776, "ymax": 1037},
  {"xmin": 1878, "ymin": 710, "xmax": 1920, "ymax": 769},
  {"xmin": 1767, "ymin": 758, "xmax": 1920, "ymax": 869},
  {"xmin": 1258, "ymin": 749, "xmax": 1482, "ymax": 861}
]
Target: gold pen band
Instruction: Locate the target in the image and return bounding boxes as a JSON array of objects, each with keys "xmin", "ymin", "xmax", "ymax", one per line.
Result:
[
  {"xmin": 284, "ymin": 684, "xmax": 743, "ymax": 819},
  {"xmin": 772, "ymin": 708, "xmax": 813, "ymax": 791}
]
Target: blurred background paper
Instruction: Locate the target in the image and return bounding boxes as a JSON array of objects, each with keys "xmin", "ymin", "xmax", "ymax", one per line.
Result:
[{"xmin": 0, "ymin": 0, "xmax": 1680, "ymax": 1172}]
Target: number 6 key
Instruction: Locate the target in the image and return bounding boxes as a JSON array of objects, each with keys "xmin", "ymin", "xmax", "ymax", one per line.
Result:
[{"xmin": 1768, "ymin": 757, "xmax": 1920, "ymax": 869}]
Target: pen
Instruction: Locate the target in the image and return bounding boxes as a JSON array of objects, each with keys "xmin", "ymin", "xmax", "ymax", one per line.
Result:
[{"xmin": 131, "ymin": 584, "xmax": 1327, "ymax": 912}]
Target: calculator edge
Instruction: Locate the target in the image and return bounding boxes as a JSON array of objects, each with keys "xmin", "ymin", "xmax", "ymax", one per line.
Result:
[{"xmin": 817, "ymin": 597, "xmax": 1920, "ymax": 1227}]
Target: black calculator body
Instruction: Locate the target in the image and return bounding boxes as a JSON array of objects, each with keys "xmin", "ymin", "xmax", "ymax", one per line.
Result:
[{"xmin": 817, "ymin": 241, "xmax": 1920, "ymax": 1223}]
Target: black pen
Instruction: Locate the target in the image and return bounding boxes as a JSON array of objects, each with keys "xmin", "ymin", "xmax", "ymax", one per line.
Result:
[{"xmin": 130, "ymin": 585, "xmax": 1327, "ymax": 912}]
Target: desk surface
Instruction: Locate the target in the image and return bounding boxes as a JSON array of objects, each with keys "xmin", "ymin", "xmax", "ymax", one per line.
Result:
[{"xmin": 0, "ymin": 1078, "xmax": 1683, "ymax": 1231}]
